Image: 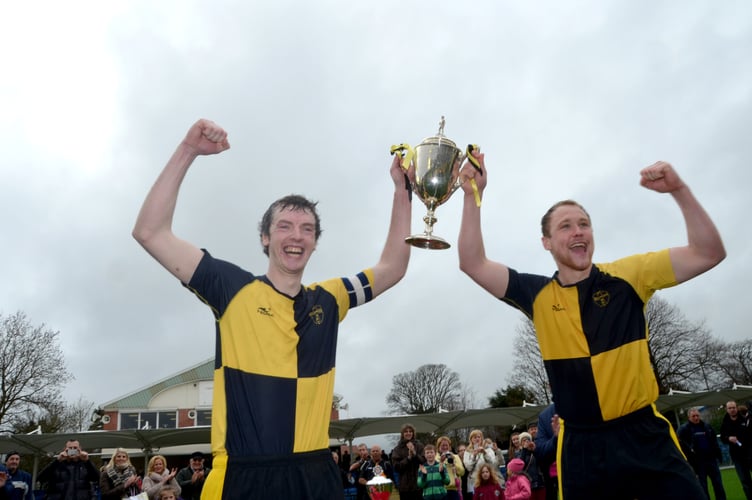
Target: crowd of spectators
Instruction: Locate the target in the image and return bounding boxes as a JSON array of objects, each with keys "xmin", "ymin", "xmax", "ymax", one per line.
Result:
[
  {"xmin": 1, "ymin": 441, "xmax": 209, "ymax": 500},
  {"xmin": 3, "ymin": 399, "xmax": 750, "ymax": 499}
]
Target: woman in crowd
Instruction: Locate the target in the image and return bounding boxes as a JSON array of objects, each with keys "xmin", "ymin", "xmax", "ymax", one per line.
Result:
[
  {"xmin": 508, "ymin": 432, "xmax": 522, "ymax": 461},
  {"xmin": 391, "ymin": 423, "xmax": 425, "ymax": 500},
  {"xmin": 99, "ymin": 448, "xmax": 142, "ymax": 500},
  {"xmin": 436, "ymin": 436, "xmax": 465, "ymax": 500},
  {"xmin": 142, "ymin": 454, "xmax": 182, "ymax": 500},
  {"xmin": 516, "ymin": 432, "xmax": 545, "ymax": 500},
  {"xmin": 463, "ymin": 429, "xmax": 497, "ymax": 496}
]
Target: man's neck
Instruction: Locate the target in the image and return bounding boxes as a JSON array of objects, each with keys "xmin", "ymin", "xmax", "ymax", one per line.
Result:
[
  {"xmin": 266, "ymin": 269, "xmax": 303, "ymax": 297},
  {"xmin": 556, "ymin": 265, "xmax": 593, "ymax": 286}
]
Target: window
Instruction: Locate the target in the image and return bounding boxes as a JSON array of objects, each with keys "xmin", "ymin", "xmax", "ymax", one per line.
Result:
[
  {"xmin": 196, "ymin": 409, "xmax": 212, "ymax": 426},
  {"xmin": 120, "ymin": 412, "xmax": 140, "ymax": 430},
  {"xmin": 158, "ymin": 411, "xmax": 177, "ymax": 429},
  {"xmin": 117, "ymin": 411, "xmax": 178, "ymax": 430},
  {"xmin": 140, "ymin": 412, "xmax": 157, "ymax": 429}
]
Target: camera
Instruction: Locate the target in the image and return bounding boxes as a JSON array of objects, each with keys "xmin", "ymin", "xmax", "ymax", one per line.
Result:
[
  {"xmin": 444, "ymin": 453, "xmax": 454, "ymax": 464},
  {"xmin": 67, "ymin": 448, "xmax": 79, "ymax": 457}
]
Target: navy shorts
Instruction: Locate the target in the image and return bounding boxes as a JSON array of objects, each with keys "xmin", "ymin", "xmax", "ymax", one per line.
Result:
[
  {"xmin": 559, "ymin": 405, "xmax": 705, "ymax": 500},
  {"xmin": 205, "ymin": 449, "xmax": 344, "ymax": 500}
]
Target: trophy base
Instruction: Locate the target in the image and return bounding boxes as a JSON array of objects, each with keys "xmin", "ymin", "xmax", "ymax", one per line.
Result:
[{"xmin": 405, "ymin": 234, "xmax": 451, "ymax": 250}]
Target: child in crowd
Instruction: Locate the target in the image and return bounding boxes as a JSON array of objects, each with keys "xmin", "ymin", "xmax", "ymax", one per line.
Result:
[
  {"xmin": 472, "ymin": 463, "xmax": 505, "ymax": 499},
  {"xmin": 418, "ymin": 444, "xmax": 451, "ymax": 500},
  {"xmin": 503, "ymin": 458, "xmax": 531, "ymax": 500},
  {"xmin": 158, "ymin": 486, "xmax": 178, "ymax": 500}
]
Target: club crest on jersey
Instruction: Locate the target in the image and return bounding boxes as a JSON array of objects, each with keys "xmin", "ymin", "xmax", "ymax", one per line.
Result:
[
  {"xmin": 592, "ymin": 290, "xmax": 610, "ymax": 308},
  {"xmin": 309, "ymin": 305, "xmax": 324, "ymax": 325}
]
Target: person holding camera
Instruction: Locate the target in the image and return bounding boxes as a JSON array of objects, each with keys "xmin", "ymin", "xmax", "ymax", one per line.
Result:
[
  {"xmin": 463, "ymin": 429, "xmax": 497, "ymax": 496},
  {"xmin": 436, "ymin": 436, "xmax": 464, "ymax": 500},
  {"xmin": 348, "ymin": 443, "xmax": 371, "ymax": 500},
  {"xmin": 37, "ymin": 439, "xmax": 100, "ymax": 500}
]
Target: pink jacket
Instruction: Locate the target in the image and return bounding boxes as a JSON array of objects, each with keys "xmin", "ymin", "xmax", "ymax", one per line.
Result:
[{"xmin": 504, "ymin": 474, "xmax": 531, "ymax": 500}]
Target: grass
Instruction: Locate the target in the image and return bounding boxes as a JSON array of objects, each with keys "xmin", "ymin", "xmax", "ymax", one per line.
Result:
[{"xmin": 709, "ymin": 466, "xmax": 745, "ymax": 500}]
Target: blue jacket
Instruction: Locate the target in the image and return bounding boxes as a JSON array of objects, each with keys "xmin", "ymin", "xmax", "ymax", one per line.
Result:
[{"xmin": 6, "ymin": 468, "xmax": 33, "ymax": 500}]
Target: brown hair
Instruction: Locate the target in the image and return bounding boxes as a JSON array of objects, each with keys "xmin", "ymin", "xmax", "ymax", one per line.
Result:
[
  {"xmin": 540, "ymin": 200, "xmax": 590, "ymax": 237},
  {"xmin": 258, "ymin": 194, "xmax": 322, "ymax": 255},
  {"xmin": 474, "ymin": 463, "xmax": 502, "ymax": 488}
]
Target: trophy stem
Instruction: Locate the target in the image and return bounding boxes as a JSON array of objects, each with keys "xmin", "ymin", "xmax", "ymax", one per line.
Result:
[
  {"xmin": 405, "ymin": 202, "xmax": 451, "ymax": 250},
  {"xmin": 423, "ymin": 207, "xmax": 438, "ymax": 236}
]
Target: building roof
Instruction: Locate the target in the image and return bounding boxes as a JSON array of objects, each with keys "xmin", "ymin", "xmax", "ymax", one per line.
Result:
[{"xmin": 100, "ymin": 358, "xmax": 214, "ymax": 409}]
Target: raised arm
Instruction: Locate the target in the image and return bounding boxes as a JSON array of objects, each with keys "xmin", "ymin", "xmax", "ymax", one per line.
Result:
[
  {"xmin": 457, "ymin": 152, "xmax": 510, "ymax": 298},
  {"xmin": 132, "ymin": 119, "xmax": 230, "ymax": 283},
  {"xmin": 369, "ymin": 154, "xmax": 413, "ymax": 297},
  {"xmin": 639, "ymin": 161, "xmax": 726, "ymax": 284}
]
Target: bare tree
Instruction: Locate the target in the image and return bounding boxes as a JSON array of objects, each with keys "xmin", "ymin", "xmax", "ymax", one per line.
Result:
[
  {"xmin": 458, "ymin": 383, "xmax": 480, "ymax": 410},
  {"xmin": 386, "ymin": 364, "xmax": 463, "ymax": 414},
  {"xmin": 332, "ymin": 392, "xmax": 344, "ymax": 410},
  {"xmin": 61, "ymin": 396, "xmax": 96, "ymax": 432},
  {"xmin": 507, "ymin": 319, "xmax": 551, "ymax": 404},
  {"xmin": 498, "ymin": 296, "xmax": 728, "ymax": 406},
  {"xmin": 716, "ymin": 339, "xmax": 752, "ymax": 386},
  {"xmin": 646, "ymin": 296, "xmax": 723, "ymax": 393},
  {"xmin": 0, "ymin": 311, "xmax": 73, "ymax": 432}
]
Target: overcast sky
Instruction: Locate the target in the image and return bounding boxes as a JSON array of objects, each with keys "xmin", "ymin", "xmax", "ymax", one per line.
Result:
[{"xmin": 2, "ymin": 1, "xmax": 750, "ymax": 443}]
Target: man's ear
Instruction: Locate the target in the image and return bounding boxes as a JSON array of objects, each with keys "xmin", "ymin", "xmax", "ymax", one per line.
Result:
[{"xmin": 541, "ymin": 236, "xmax": 551, "ymax": 251}]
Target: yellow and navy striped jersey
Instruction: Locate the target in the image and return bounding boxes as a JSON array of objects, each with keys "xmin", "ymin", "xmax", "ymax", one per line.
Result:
[
  {"xmin": 185, "ymin": 250, "xmax": 374, "ymax": 457},
  {"xmin": 503, "ymin": 250, "xmax": 676, "ymax": 425}
]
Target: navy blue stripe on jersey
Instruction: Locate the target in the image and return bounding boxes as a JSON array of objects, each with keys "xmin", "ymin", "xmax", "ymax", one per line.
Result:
[
  {"xmin": 577, "ymin": 267, "xmax": 647, "ymax": 356},
  {"xmin": 546, "ymin": 357, "xmax": 602, "ymax": 425},
  {"xmin": 294, "ymin": 286, "xmax": 340, "ymax": 378},
  {"xmin": 343, "ymin": 272, "xmax": 373, "ymax": 308},
  {"xmin": 186, "ymin": 250, "xmax": 256, "ymax": 319},
  {"xmin": 502, "ymin": 269, "xmax": 551, "ymax": 311},
  {"xmin": 223, "ymin": 367, "xmax": 296, "ymax": 455}
]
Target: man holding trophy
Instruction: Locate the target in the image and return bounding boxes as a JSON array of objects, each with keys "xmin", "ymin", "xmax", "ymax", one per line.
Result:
[
  {"xmin": 457, "ymin": 153, "xmax": 725, "ymax": 499},
  {"xmin": 133, "ymin": 119, "xmax": 412, "ymax": 499}
]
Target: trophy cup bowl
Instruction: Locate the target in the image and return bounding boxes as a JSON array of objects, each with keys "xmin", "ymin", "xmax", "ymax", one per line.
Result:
[
  {"xmin": 395, "ymin": 116, "xmax": 467, "ymax": 250},
  {"xmin": 365, "ymin": 472, "xmax": 393, "ymax": 500}
]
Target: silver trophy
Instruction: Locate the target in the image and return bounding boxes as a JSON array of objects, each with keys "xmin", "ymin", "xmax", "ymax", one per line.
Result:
[
  {"xmin": 365, "ymin": 465, "xmax": 393, "ymax": 500},
  {"xmin": 392, "ymin": 116, "xmax": 475, "ymax": 249}
]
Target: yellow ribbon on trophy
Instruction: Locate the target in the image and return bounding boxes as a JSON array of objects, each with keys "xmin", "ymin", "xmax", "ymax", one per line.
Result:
[
  {"xmin": 390, "ymin": 143, "xmax": 415, "ymax": 201},
  {"xmin": 466, "ymin": 144, "xmax": 482, "ymax": 207},
  {"xmin": 389, "ymin": 143, "xmax": 415, "ymax": 170}
]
